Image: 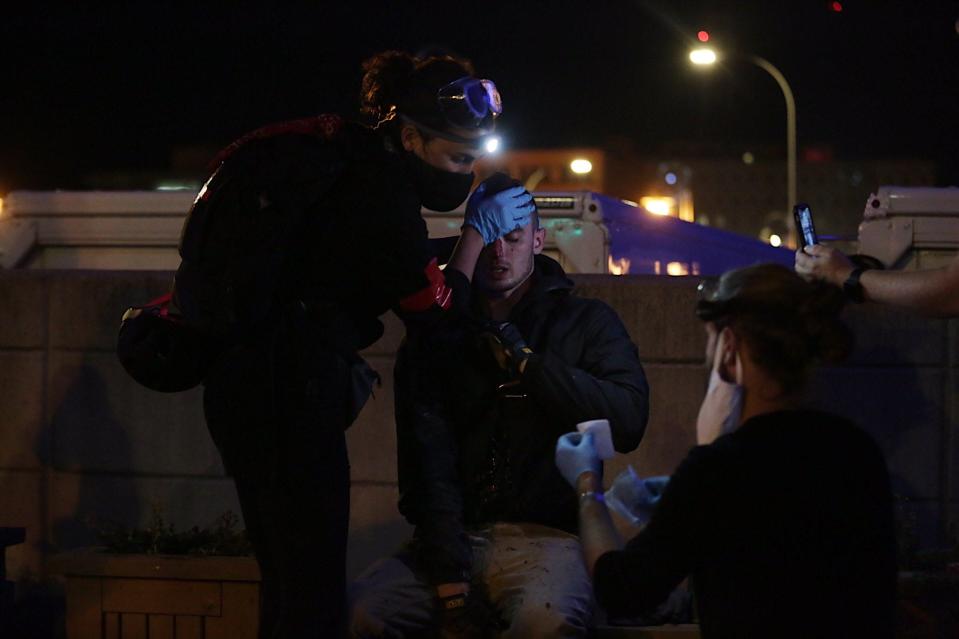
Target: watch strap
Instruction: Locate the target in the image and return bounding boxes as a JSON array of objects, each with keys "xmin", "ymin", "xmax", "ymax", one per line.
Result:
[{"xmin": 843, "ymin": 267, "xmax": 866, "ymax": 303}]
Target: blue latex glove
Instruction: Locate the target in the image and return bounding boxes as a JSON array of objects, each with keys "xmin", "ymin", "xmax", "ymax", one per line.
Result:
[
  {"xmin": 605, "ymin": 466, "xmax": 670, "ymax": 526},
  {"xmin": 463, "ymin": 184, "xmax": 534, "ymax": 245},
  {"xmin": 555, "ymin": 431, "xmax": 602, "ymax": 488}
]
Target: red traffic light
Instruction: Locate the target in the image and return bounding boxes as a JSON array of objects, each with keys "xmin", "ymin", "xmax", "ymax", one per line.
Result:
[{"xmin": 697, "ymin": 30, "xmax": 710, "ymax": 42}]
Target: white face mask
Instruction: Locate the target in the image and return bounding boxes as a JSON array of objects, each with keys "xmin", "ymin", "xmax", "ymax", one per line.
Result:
[{"xmin": 695, "ymin": 350, "xmax": 744, "ymax": 445}]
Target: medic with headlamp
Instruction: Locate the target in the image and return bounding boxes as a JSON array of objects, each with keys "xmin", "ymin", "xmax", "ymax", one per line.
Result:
[{"xmin": 192, "ymin": 50, "xmax": 533, "ymax": 638}]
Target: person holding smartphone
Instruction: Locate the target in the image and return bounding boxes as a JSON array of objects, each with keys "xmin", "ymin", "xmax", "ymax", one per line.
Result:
[
  {"xmin": 796, "ymin": 242, "xmax": 959, "ymax": 316},
  {"xmin": 794, "ymin": 202, "xmax": 959, "ymax": 316},
  {"xmin": 556, "ymin": 264, "xmax": 897, "ymax": 638}
]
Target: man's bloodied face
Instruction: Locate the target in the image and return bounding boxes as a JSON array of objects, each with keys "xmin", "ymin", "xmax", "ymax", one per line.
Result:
[{"xmin": 475, "ymin": 221, "xmax": 546, "ymax": 299}]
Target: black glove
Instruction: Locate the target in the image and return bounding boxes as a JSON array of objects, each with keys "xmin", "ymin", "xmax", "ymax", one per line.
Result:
[
  {"xmin": 437, "ymin": 590, "xmax": 505, "ymax": 639},
  {"xmin": 485, "ymin": 321, "xmax": 533, "ymax": 378}
]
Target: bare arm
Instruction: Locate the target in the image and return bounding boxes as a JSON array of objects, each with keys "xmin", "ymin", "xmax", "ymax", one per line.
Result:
[
  {"xmin": 576, "ymin": 471, "xmax": 623, "ymax": 577},
  {"xmin": 795, "ymin": 245, "xmax": 959, "ymax": 318},
  {"xmin": 445, "ymin": 226, "xmax": 485, "ymax": 282}
]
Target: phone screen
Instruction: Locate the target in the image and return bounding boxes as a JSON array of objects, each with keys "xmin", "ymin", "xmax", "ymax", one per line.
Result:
[{"xmin": 793, "ymin": 204, "xmax": 818, "ymax": 248}]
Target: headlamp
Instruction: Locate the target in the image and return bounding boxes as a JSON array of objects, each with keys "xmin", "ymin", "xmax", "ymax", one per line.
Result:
[
  {"xmin": 695, "ymin": 277, "xmax": 726, "ymax": 321},
  {"xmin": 436, "ymin": 76, "xmax": 502, "ymax": 130},
  {"xmin": 399, "ymin": 115, "xmax": 497, "ymax": 150},
  {"xmin": 695, "ymin": 276, "xmax": 797, "ymax": 324}
]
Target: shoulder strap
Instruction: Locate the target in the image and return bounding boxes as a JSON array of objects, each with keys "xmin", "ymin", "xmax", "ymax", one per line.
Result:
[{"xmin": 209, "ymin": 114, "xmax": 345, "ymax": 169}]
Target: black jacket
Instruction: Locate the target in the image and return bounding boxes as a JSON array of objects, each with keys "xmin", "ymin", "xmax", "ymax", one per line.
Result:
[
  {"xmin": 200, "ymin": 120, "xmax": 470, "ymax": 455},
  {"xmin": 395, "ymin": 255, "xmax": 650, "ymax": 583},
  {"xmin": 297, "ymin": 122, "xmax": 468, "ymax": 346},
  {"xmin": 594, "ymin": 410, "xmax": 897, "ymax": 638}
]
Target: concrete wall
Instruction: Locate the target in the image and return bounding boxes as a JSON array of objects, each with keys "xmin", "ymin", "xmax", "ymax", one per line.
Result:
[{"xmin": 1, "ymin": 270, "xmax": 956, "ymax": 595}]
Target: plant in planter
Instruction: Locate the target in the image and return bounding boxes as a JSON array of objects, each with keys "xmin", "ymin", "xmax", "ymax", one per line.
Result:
[{"xmin": 50, "ymin": 507, "xmax": 260, "ymax": 639}]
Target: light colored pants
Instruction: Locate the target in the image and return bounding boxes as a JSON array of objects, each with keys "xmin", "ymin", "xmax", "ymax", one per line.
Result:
[{"xmin": 349, "ymin": 522, "xmax": 594, "ymax": 638}]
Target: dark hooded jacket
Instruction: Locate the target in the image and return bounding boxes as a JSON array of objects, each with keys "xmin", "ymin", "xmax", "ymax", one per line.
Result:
[{"xmin": 395, "ymin": 254, "xmax": 650, "ymax": 583}]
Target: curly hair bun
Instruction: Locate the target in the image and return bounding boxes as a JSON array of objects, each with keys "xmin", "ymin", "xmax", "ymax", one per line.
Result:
[
  {"xmin": 360, "ymin": 50, "xmax": 417, "ymax": 124},
  {"xmin": 359, "ymin": 49, "xmax": 477, "ymax": 129},
  {"xmin": 799, "ymin": 279, "xmax": 853, "ymax": 364},
  {"xmin": 710, "ymin": 263, "xmax": 853, "ymax": 388}
]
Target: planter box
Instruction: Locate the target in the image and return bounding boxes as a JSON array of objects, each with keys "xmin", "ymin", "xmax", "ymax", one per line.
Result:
[{"xmin": 50, "ymin": 550, "xmax": 260, "ymax": 639}]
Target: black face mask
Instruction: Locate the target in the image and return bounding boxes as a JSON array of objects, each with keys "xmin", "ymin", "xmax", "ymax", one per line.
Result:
[{"xmin": 403, "ymin": 151, "xmax": 475, "ymax": 212}]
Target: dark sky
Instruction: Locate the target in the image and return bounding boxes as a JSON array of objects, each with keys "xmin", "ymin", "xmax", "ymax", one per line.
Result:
[{"xmin": 2, "ymin": 1, "xmax": 958, "ymax": 190}]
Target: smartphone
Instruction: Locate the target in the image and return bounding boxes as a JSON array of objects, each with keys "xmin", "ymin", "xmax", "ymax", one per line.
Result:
[{"xmin": 793, "ymin": 203, "xmax": 818, "ymax": 248}]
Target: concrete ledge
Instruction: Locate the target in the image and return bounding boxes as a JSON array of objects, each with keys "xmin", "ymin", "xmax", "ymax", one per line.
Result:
[
  {"xmin": 0, "ymin": 470, "xmax": 44, "ymax": 581},
  {"xmin": 0, "ymin": 271, "xmax": 47, "ymax": 348},
  {"xmin": 572, "ymin": 275, "xmax": 704, "ymax": 363},
  {"xmin": 47, "ymin": 352, "xmax": 215, "ymax": 476},
  {"xmin": 348, "ymin": 483, "xmax": 412, "ymax": 579},
  {"xmin": 0, "ymin": 268, "xmax": 955, "ymax": 593},
  {"xmin": 843, "ymin": 303, "xmax": 947, "ymax": 367},
  {"xmin": 347, "ymin": 356, "xmax": 399, "ymax": 483},
  {"xmin": 809, "ymin": 366, "xmax": 944, "ymax": 499},
  {"xmin": 48, "ymin": 270, "xmax": 173, "ymax": 351},
  {"xmin": 0, "ymin": 351, "xmax": 46, "ymax": 469}
]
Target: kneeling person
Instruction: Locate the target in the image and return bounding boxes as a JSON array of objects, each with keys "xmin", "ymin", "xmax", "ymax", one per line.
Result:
[
  {"xmin": 557, "ymin": 264, "xmax": 897, "ymax": 638},
  {"xmin": 350, "ymin": 177, "xmax": 650, "ymax": 638}
]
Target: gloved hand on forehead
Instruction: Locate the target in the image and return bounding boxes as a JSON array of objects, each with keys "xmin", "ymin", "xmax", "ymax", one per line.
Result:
[{"xmin": 463, "ymin": 180, "xmax": 534, "ymax": 245}]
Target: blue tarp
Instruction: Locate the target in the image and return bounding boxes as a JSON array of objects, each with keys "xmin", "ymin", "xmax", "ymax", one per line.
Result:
[{"xmin": 595, "ymin": 193, "xmax": 794, "ymax": 276}]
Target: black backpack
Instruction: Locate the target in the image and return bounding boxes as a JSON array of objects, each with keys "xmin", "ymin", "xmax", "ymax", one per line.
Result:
[
  {"xmin": 118, "ymin": 115, "xmax": 347, "ymax": 392},
  {"xmin": 172, "ymin": 114, "xmax": 346, "ymax": 342}
]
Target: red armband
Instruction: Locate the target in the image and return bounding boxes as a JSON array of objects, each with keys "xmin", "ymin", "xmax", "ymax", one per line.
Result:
[{"xmin": 398, "ymin": 258, "xmax": 453, "ymax": 312}]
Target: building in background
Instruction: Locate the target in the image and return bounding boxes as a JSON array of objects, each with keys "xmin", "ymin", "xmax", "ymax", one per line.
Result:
[{"xmin": 478, "ymin": 148, "xmax": 605, "ymax": 193}]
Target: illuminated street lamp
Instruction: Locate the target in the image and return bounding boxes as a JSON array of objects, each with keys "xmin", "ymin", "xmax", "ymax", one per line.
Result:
[
  {"xmin": 688, "ymin": 45, "xmax": 797, "ymax": 217},
  {"xmin": 570, "ymin": 158, "xmax": 593, "ymax": 175},
  {"xmin": 689, "ymin": 48, "xmax": 717, "ymax": 65}
]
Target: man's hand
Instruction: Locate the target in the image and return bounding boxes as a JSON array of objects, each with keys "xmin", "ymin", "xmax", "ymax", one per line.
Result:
[
  {"xmin": 484, "ymin": 321, "xmax": 533, "ymax": 376},
  {"xmin": 437, "ymin": 588, "xmax": 504, "ymax": 639},
  {"xmin": 795, "ymin": 244, "xmax": 855, "ymax": 286},
  {"xmin": 463, "ymin": 184, "xmax": 534, "ymax": 245},
  {"xmin": 555, "ymin": 431, "xmax": 602, "ymax": 488}
]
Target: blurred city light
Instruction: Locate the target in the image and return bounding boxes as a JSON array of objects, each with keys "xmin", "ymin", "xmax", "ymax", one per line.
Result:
[
  {"xmin": 484, "ymin": 136, "xmax": 501, "ymax": 154},
  {"xmin": 689, "ymin": 47, "xmax": 717, "ymax": 65},
  {"xmin": 664, "ymin": 171, "xmax": 677, "ymax": 185},
  {"xmin": 769, "ymin": 234, "xmax": 783, "ymax": 247},
  {"xmin": 570, "ymin": 158, "xmax": 593, "ymax": 174},
  {"xmin": 742, "ymin": 151, "xmax": 755, "ymax": 165},
  {"xmin": 697, "ymin": 30, "xmax": 710, "ymax": 42},
  {"xmin": 640, "ymin": 196, "xmax": 676, "ymax": 216},
  {"xmin": 607, "ymin": 255, "xmax": 631, "ymax": 275},
  {"xmin": 621, "ymin": 199, "xmax": 639, "ymax": 207},
  {"xmin": 666, "ymin": 261, "xmax": 689, "ymax": 276},
  {"xmin": 0, "ymin": 196, "xmax": 4, "ymax": 217}
]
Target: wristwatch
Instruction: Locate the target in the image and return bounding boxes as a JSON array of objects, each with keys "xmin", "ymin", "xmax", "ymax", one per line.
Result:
[{"xmin": 842, "ymin": 268, "xmax": 866, "ymax": 303}]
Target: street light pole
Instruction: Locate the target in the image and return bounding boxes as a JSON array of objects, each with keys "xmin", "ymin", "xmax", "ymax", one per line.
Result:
[
  {"xmin": 690, "ymin": 47, "xmax": 798, "ymax": 219},
  {"xmin": 747, "ymin": 55, "xmax": 797, "ymax": 215}
]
